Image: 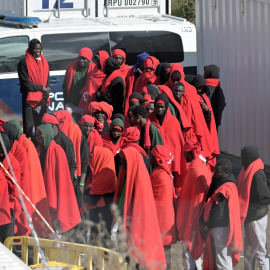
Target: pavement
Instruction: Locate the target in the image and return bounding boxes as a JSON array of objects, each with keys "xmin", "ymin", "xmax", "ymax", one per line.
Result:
[{"xmin": 171, "ymin": 152, "xmax": 270, "ymax": 269}]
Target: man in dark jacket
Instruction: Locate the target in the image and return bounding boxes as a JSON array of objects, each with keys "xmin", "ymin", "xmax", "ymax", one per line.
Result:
[{"xmin": 237, "ymin": 146, "xmax": 270, "ymax": 270}]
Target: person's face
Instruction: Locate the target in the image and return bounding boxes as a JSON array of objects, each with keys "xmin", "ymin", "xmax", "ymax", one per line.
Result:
[
  {"xmin": 150, "ymin": 155, "xmax": 158, "ymax": 168},
  {"xmin": 130, "ymin": 100, "xmax": 140, "ymax": 107},
  {"xmin": 196, "ymin": 86, "xmax": 204, "ymax": 94},
  {"xmin": 132, "ymin": 114, "xmax": 140, "ymax": 125},
  {"xmin": 33, "ymin": 44, "xmax": 42, "ymax": 58},
  {"xmin": 213, "ymin": 165, "xmax": 227, "ymax": 179},
  {"xmin": 113, "ymin": 54, "xmax": 124, "ymax": 65},
  {"xmin": 171, "ymin": 76, "xmax": 180, "ymax": 84},
  {"xmin": 184, "ymin": 151, "xmax": 193, "ymax": 163},
  {"xmin": 82, "ymin": 122, "xmax": 94, "ymax": 137},
  {"xmin": 36, "ymin": 129, "xmax": 44, "ymax": 146},
  {"xmin": 78, "ymin": 56, "xmax": 90, "ymax": 68},
  {"xmin": 110, "ymin": 127, "xmax": 122, "ymax": 140},
  {"xmin": 173, "ymin": 85, "xmax": 185, "ymax": 101},
  {"xmin": 146, "ymin": 103, "xmax": 155, "ymax": 114},
  {"xmin": 145, "ymin": 67, "xmax": 154, "ymax": 72},
  {"xmin": 94, "ymin": 111, "xmax": 106, "ymax": 123},
  {"xmin": 155, "ymin": 103, "xmax": 166, "ymax": 117},
  {"xmin": 164, "ymin": 70, "xmax": 170, "ymax": 82},
  {"xmin": 128, "ymin": 112, "xmax": 134, "ymax": 126}
]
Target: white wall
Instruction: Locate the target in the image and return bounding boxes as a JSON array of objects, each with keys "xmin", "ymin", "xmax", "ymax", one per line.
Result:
[{"xmin": 196, "ymin": 0, "xmax": 270, "ymax": 164}]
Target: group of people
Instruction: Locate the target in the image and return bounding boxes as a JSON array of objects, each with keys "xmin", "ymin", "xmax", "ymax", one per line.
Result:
[{"xmin": 0, "ymin": 38, "xmax": 269, "ymax": 270}]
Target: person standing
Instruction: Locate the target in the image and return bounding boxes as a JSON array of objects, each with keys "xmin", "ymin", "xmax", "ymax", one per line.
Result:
[
  {"xmin": 18, "ymin": 39, "xmax": 51, "ymax": 139},
  {"xmin": 237, "ymin": 146, "xmax": 270, "ymax": 270},
  {"xmin": 112, "ymin": 49, "xmax": 130, "ymax": 80}
]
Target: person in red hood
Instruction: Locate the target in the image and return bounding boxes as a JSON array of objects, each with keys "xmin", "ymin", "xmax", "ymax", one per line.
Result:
[
  {"xmin": 148, "ymin": 94, "xmax": 187, "ymax": 195},
  {"xmin": 18, "ymin": 38, "xmax": 51, "ymax": 139},
  {"xmin": 133, "ymin": 56, "xmax": 160, "ymax": 94},
  {"xmin": 150, "ymin": 145, "xmax": 176, "ymax": 270},
  {"xmin": 113, "ymin": 147, "xmax": 166, "ymax": 270},
  {"xmin": 124, "ymin": 52, "xmax": 150, "ymax": 115},
  {"xmin": 63, "ymin": 47, "xmax": 95, "ymax": 122},
  {"xmin": 96, "ymin": 57, "xmax": 125, "ymax": 115},
  {"xmin": 88, "ymin": 101, "xmax": 113, "ymax": 136},
  {"xmin": 112, "ymin": 49, "xmax": 130, "ymax": 80},
  {"xmin": 79, "ymin": 51, "xmax": 109, "ymax": 114},
  {"xmin": 36, "ymin": 124, "xmax": 81, "ymax": 235},
  {"xmin": 176, "ymin": 139, "xmax": 212, "ymax": 270}
]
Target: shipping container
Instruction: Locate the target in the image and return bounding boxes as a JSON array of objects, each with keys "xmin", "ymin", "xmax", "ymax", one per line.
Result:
[{"xmin": 196, "ymin": 0, "xmax": 270, "ymax": 164}]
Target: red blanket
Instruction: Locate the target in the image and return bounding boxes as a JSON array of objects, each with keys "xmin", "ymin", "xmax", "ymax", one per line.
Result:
[
  {"xmin": 148, "ymin": 109, "xmax": 187, "ymax": 177},
  {"xmin": 43, "ymin": 140, "xmax": 81, "ymax": 233},
  {"xmin": 203, "ymin": 182, "xmax": 243, "ymax": 269},
  {"xmin": 102, "ymin": 133, "xmax": 121, "ymax": 156},
  {"xmin": 10, "ymin": 140, "xmax": 32, "ymax": 236},
  {"xmin": 101, "ymin": 69, "xmax": 123, "ymax": 94},
  {"xmin": 151, "ymin": 167, "xmax": 176, "ymax": 246},
  {"xmin": 79, "ymin": 51, "xmax": 109, "ymax": 113},
  {"xmin": 124, "ymin": 67, "xmax": 136, "ymax": 115},
  {"xmin": 19, "ymin": 134, "xmax": 52, "ymax": 238},
  {"xmin": 25, "ymin": 49, "xmax": 49, "ymax": 108},
  {"xmin": 0, "ymin": 170, "xmax": 12, "ymax": 225},
  {"xmin": 176, "ymin": 157, "xmax": 212, "ymax": 259},
  {"xmin": 113, "ymin": 147, "xmax": 166, "ymax": 270},
  {"xmin": 237, "ymin": 158, "xmax": 264, "ymax": 225}
]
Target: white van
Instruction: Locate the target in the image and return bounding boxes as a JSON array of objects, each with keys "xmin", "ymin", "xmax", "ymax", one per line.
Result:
[{"xmin": 0, "ymin": 0, "xmax": 196, "ymax": 121}]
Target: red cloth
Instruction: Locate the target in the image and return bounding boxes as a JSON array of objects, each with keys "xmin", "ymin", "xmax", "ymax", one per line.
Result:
[
  {"xmin": 151, "ymin": 167, "xmax": 176, "ymax": 246},
  {"xmin": 43, "ymin": 140, "xmax": 81, "ymax": 233},
  {"xmin": 88, "ymin": 101, "xmax": 113, "ymax": 120},
  {"xmin": 134, "ymin": 57, "xmax": 160, "ymax": 94},
  {"xmin": 183, "ymin": 138, "xmax": 203, "ymax": 159},
  {"xmin": 201, "ymin": 93, "xmax": 219, "ymax": 169},
  {"xmin": 203, "ymin": 182, "xmax": 243, "ymax": 269},
  {"xmin": 0, "ymin": 169, "xmax": 12, "ymax": 226},
  {"xmin": 18, "ymin": 134, "xmax": 52, "ymax": 238},
  {"xmin": 112, "ymin": 49, "xmax": 130, "ymax": 79},
  {"xmin": 79, "ymin": 47, "xmax": 93, "ymax": 61},
  {"xmin": 143, "ymin": 93, "xmax": 152, "ymax": 102},
  {"xmin": 151, "ymin": 145, "xmax": 173, "ymax": 175},
  {"xmin": 79, "ymin": 51, "xmax": 109, "ymax": 113},
  {"xmin": 176, "ymin": 157, "xmax": 212, "ymax": 259},
  {"xmin": 101, "ymin": 69, "xmax": 123, "ymax": 94},
  {"xmin": 10, "ymin": 140, "xmax": 32, "ymax": 236},
  {"xmin": 102, "ymin": 132, "xmax": 122, "ymax": 156},
  {"xmin": 158, "ymin": 85, "xmax": 191, "ymax": 132},
  {"xmin": 25, "ymin": 49, "xmax": 49, "ymax": 108},
  {"xmin": 142, "ymin": 119, "xmax": 152, "ymax": 150},
  {"xmin": 54, "ymin": 110, "xmax": 82, "ymax": 176},
  {"xmin": 113, "ymin": 147, "xmax": 166, "ymax": 270},
  {"xmin": 148, "ymin": 110, "xmax": 187, "ymax": 177},
  {"xmin": 205, "ymin": 78, "xmax": 220, "ymax": 87},
  {"xmin": 124, "ymin": 67, "xmax": 136, "ymax": 115},
  {"xmin": 79, "ymin": 115, "xmax": 95, "ymax": 125},
  {"xmin": 42, "ymin": 113, "xmax": 59, "ymax": 125},
  {"xmin": 237, "ymin": 158, "xmax": 264, "ymax": 225},
  {"xmin": 64, "ymin": 60, "xmax": 95, "ymax": 99}
]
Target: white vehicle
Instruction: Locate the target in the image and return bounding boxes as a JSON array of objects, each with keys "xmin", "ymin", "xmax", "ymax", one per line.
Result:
[{"xmin": 0, "ymin": 0, "xmax": 196, "ymax": 121}]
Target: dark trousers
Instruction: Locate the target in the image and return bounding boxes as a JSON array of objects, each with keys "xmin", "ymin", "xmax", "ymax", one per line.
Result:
[
  {"xmin": 0, "ymin": 209, "xmax": 15, "ymax": 243},
  {"xmin": 22, "ymin": 97, "xmax": 47, "ymax": 139}
]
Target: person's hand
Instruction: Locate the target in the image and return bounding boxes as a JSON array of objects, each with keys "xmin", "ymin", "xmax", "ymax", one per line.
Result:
[
  {"xmin": 43, "ymin": 87, "xmax": 51, "ymax": 94},
  {"xmin": 79, "ymin": 185, "xmax": 84, "ymax": 194},
  {"xmin": 200, "ymin": 102, "xmax": 209, "ymax": 111}
]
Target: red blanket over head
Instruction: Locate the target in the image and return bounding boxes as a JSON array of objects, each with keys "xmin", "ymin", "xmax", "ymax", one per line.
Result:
[
  {"xmin": 151, "ymin": 167, "xmax": 176, "ymax": 246},
  {"xmin": 176, "ymin": 157, "xmax": 212, "ymax": 259},
  {"xmin": 25, "ymin": 49, "xmax": 49, "ymax": 108},
  {"xmin": 148, "ymin": 109, "xmax": 187, "ymax": 177},
  {"xmin": 43, "ymin": 140, "xmax": 81, "ymax": 233},
  {"xmin": 10, "ymin": 140, "xmax": 32, "ymax": 236},
  {"xmin": 113, "ymin": 147, "xmax": 166, "ymax": 270},
  {"xmin": 237, "ymin": 158, "xmax": 264, "ymax": 225},
  {"xmin": 18, "ymin": 134, "xmax": 52, "ymax": 238},
  {"xmin": 79, "ymin": 51, "xmax": 109, "ymax": 113}
]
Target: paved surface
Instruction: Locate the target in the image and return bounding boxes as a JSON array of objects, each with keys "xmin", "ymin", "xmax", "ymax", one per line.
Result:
[{"xmin": 171, "ymin": 152, "xmax": 270, "ymax": 269}]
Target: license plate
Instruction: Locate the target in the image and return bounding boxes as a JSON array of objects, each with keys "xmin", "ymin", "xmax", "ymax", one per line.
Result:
[{"xmin": 108, "ymin": 0, "xmax": 158, "ymax": 7}]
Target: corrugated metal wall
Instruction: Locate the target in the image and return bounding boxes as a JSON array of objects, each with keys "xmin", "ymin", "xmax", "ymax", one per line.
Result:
[{"xmin": 196, "ymin": 0, "xmax": 270, "ymax": 164}]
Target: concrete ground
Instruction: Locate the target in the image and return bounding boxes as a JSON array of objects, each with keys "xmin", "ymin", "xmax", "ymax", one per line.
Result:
[{"xmin": 171, "ymin": 152, "xmax": 270, "ymax": 269}]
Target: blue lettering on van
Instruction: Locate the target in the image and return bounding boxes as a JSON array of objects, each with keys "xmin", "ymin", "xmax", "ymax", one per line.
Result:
[{"xmin": 42, "ymin": 0, "xmax": 74, "ymax": 9}]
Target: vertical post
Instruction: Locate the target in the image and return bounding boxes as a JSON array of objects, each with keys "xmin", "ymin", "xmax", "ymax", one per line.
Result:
[
  {"xmin": 57, "ymin": 0, "xmax": 60, "ymax": 18},
  {"xmin": 105, "ymin": 0, "xmax": 108, "ymax": 17},
  {"xmin": 84, "ymin": 0, "xmax": 89, "ymax": 17}
]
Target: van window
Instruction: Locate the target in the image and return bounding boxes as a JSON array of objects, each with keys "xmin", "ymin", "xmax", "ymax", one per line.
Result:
[
  {"xmin": 41, "ymin": 32, "xmax": 110, "ymax": 71},
  {"xmin": 0, "ymin": 36, "xmax": 29, "ymax": 74},
  {"xmin": 109, "ymin": 31, "xmax": 184, "ymax": 65}
]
